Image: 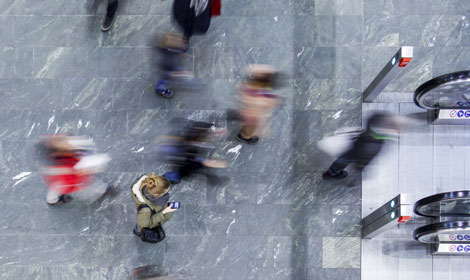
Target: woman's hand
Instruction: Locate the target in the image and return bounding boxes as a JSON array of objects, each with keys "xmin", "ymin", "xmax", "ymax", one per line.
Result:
[{"xmin": 162, "ymin": 206, "xmax": 179, "ymax": 214}]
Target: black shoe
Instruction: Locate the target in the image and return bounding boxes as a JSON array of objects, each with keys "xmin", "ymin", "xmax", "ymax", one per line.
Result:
[
  {"xmin": 236, "ymin": 133, "xmax": 259, "ymax": 144},
  {"xmin": 322, "ymin": 170, "xmax": 348, "ymax": 180},
  {"xmin": 101, "ymin": 14, "xmax": 116, "ymax": 32}
]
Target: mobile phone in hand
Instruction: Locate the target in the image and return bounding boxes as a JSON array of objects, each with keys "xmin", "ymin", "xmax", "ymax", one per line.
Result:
[{"xmin": 168, "ymin": 202, "xmax": 180, "ymax": 209}]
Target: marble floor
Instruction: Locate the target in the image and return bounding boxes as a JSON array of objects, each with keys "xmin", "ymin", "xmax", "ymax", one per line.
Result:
[{"xmin": 1, "ymin": 0, "xmax": 467, "ymax": 279}]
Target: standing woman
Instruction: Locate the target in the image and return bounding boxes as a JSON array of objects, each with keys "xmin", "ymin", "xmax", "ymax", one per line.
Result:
[{"xmin": 131, "ymin": 173, "xmax": 178, "ymax": 243}]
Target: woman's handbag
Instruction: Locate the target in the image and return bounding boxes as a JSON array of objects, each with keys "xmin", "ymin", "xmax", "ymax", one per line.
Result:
[{"xmin": 137, "ymin": 204, "xmax": 167, "ymax": 243}]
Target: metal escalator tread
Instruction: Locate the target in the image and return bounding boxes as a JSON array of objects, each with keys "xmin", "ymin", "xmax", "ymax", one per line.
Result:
[
  {"xmin": 414, "ymin": 190, "xmax": 470, "ymax": 217},
  {"xmin": 413, "ymin": 220, "xmax": 470, "ymax": 243},
  {"xmin": 414, "ymin": 70, "xmax": 470, "ymax": 110}
]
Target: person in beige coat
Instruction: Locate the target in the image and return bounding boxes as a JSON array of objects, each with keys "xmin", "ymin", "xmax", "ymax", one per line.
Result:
[{"xmin": 130, "ymin": 173, "xmax": 178, "ymax": 240}]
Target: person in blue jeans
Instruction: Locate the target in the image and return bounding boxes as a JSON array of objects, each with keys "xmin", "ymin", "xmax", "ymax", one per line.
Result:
[{"xmin": 155, "ymin": 33, "xmax": 194, "ymax": 98}]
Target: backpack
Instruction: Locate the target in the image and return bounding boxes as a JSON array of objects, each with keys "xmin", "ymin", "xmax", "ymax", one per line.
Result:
[{"xmin": 137, "ymin": 204, "xmax": 166, "ymax": 243}]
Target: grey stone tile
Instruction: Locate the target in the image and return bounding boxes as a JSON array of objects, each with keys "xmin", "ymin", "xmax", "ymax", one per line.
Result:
[
  {"xmin": 0, "ymin": 0, "xmax": 67, "ymax": 15},
  {"xmin": 89, "ymin": 203, "xmax": 134, "ymax": 235},
  {"xmin": 34, "ymin": 47, "xmax": 89, "ymax": 78},
  {"xmin": 112, "ymin": 78, "xmax": 159, "ymax": 110},
  {"xmin": 194, "ymin": 45, "xmax": 234, "ymax": 79},
  {"xmin": 308, "ymin": 268, "xmax": 361, "ymax": 279},
  {"xmin": 364, "ymin": 0, "xmax": 399, "ymax": 16},
  {"xmin": 119, "ymin": 0, "xmax": 172, "ymax": 15},
  {"xmin": 0, "ymin": 110, "xmax": 43, "ymax": 140},
  {"xmin": 364, "ymin": 15, "xmax": 400, "ymax": 47},
  {"xmin": 271, "ymin": 236, "xmax": 323, "ymax": 269},
  {"xmin": 0, "ymin": 235, "xmax": 21, "ymax": 265},
  {"xmin": 118, "ymin": 235, "xmax": 165, "ymax": 267},
  {"xmin": 294, "ymin": 16, "xmax": 335, "ymax": 47},
  {"xmin": 2, "ymin": 141, "xmax": 40, "ymax": 173},
  {"xmin": 329, "ymin": 205, "xmax": 361, "ymax": 237},
  {"xmin": 433, "ymin": 47, "xmax": 470, "ymax": 76},
  {"xmin": 127, "ymin": 109, "xmax": 172, "ymax": 141},
  {"xmin": 14, "ymin": 16, "xmax": 67, "ymax": 47},
  {"xmin": 0, "ymin": 79, "xmax": 62, "ymax": 110},
  {"xmin": 165, "ymin": 236, "xmax": 269, "ymax": 279},
  {"xmin": 400, "ymin": 15, "xmax": 467, "ymax": 47},
  {"xmin": 100, "ymin": 139, "xmax": 145, "ymax": 172},
  {"xmin": 104, "ymin": 16, "xmax": 172, "ymax": 47},
  {"xmin": 322, "ymin": 237, "xmax": 360, "ymax": 268},
  {"xmin": 223, "ymin": 0, "xmax": 294, "ymax": 16},
  {"xmin": 65, "ymin": 16, "xmax": 104, "ymax": 48},
  {"xmin": 88, "ymin": 47, "xmax": 140, "ymax": 78},
  {"xmin": 314, "ymin": 0, "xmax": 335, "ymax": 15},
  {"xmin": 0, "ymin": 266, "xmax": 45, "ymax": 279},
  {"xmin": 290, "ymin": 173, "xmax": 361, "ymax": 205},
  {"xmin": 336, "ymin": 0, "xmax": 363, "ymax": 15},
  {"xmin": 225, "ymin": 16, "xmax": 294, "ymax": 49},
  {"xmin": 295, "ymin": 47, "xmax": 362, "ymax": 79},
  {"xmin": 223, "ymin": 139, "xmax": 293, "ymax": 174},
  {"xmin": 232, "ymin": 46, "xmax": 293, "ymax": 79},
  {"xmin": 28, "ymin": 203, "xmax": 91, "ymax": 234},
  {"xmin": 0, "ymin": 172, "xmax": 46, "ymax": 204},
  {"xmin": 0, "ymin": 16, "xmax": 15, "ymax": 46},
  {"xmin": 294, "ymin": 79, "xmax": 361, "ymax": 111},
  {"xmin": 429, "ymin": 0, "xmax": 470, "ymax": 15},
  {"xmin": 62, "ymin": 78, "xmax": 113, "ymax": 109},
  {"xmin": 396, "ymin": 0, "xmax": 432, "ymax": 15},
  {"xmin": 0, "ymin": 47, "xmax": 33, "ymax": 78},
  {"xmin": 40, "ymin": 265, "xmax": 104, "ymax": 280}
]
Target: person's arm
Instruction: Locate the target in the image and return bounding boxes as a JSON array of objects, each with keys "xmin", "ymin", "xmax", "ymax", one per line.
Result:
[{"xmin": 137, "ymin": 206, "xmax": 177, "ymax": 229}]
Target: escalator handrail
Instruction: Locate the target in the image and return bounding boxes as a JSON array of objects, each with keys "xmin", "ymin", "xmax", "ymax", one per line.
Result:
[
  {"xmin": 414, "ymin": 70, "xmax": 470, "ymax": 109},
  {"xmin": 413, "ymin": 220, "xmax": 470, "ymax": 243},
  {"xmin": 414, "ymin": 190, "xmax": 470, "ymax": 217}
]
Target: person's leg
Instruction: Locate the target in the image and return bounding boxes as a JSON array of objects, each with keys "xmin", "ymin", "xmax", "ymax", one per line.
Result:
[
  {"xmin": 155, "ymin": 79, "xmax": 174, "ymax": 98},
  {"xmin": 237, "ymin": 122, "xmax": 259, "ymax": 144},
  {"xmin": 101, "ymin": 0, "xmax": 118, "ymax": 32},
  {"xmin": 47, "ymin": 190, "xmax": 71, "ymax": 205},
  {"xmin": 323, "ymin": 152, "xmax": 354, "ymax": 180}
]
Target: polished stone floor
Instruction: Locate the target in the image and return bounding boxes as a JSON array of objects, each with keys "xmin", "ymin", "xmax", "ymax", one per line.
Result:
[{"xmin": 6, "ymin": 0, "xmax": 467, "ymax": 279}]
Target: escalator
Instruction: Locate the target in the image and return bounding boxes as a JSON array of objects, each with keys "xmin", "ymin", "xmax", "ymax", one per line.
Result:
[
  {"xmin": 414, "ymin": 70, "xmax": 470, "ymax": 124},
  {"xmin": 413, "ymin": 191, "xmax": 470, "ymax": 254}
]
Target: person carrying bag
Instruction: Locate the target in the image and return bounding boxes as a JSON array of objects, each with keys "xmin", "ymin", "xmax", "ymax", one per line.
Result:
[{"xmin": 130, "ymin": 173, "xmax": 178, "ymax": 243}]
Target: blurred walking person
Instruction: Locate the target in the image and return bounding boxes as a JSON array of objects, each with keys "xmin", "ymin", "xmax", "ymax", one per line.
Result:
[
  {"xmin": 155, "ymin": 33, "xmax": 196, "ymax": 98},
  {"xmin": 236, "ymin": 64, "xmax": 282, "ymax": 144},
  {"xmin": 38, "ymin": 135, "xmax": 112, "ymax": 205},
  {"xmin": 322, "ymin": 113, "xmax": 401, "ymax": 180},
  {"xmin": 157, "ymin": 120, "xmax": 228, "ymax": 184}
]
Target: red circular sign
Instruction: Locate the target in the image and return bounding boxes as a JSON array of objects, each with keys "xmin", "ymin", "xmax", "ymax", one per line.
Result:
[
  {"xmin": 450, "ymin": 234, "xmax": 457, "ymax": 241},
  {"xmin": 450, "ymin": 110, "xmax": 457, "ymax": 118},
  {"xmin": 449, "ymin": 245, "xmax": 457, "ymax": 252}
]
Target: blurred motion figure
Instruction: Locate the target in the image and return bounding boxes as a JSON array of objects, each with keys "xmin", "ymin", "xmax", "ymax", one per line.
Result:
[
  {"xmin": 155, "ymin": 33, "xmax": 195, "ymax": 98},
  {"xmin": 322, "ymin": 113, "xmax": 401, "ymax": 180},
  {"xmin": 236, "ymin": 64, "xmax": 282, "ymax": 144},
  {"xmin": 157, "ymin": 120, "xmax": 228, "ymax": 184},
  {"xmin": 37, "ymin": 135, "xmax": 111, "ymax": 205}
]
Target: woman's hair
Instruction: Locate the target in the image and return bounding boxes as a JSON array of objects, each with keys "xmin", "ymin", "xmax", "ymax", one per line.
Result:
[{"xmin": 141, "ymin": 173, "xmax": 171, "ymax": 197}]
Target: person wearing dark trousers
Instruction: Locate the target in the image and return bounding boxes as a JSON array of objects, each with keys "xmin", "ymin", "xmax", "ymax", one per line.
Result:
[
  {"xmin": 172, "ymin": 0, "xmax": 212, "ymax": 46},
  {"xmin": 322, "ymin": 113, "xmax": 400, "ymax": 180},
  {"xmin": 101, "ymin": 0, "xmax": 118, "ymax": 32}
]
